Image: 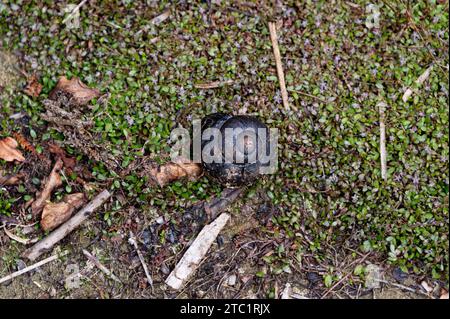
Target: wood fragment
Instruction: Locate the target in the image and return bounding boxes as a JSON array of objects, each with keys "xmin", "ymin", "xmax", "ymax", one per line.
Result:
[
  {"xmin": 402, "ymin": 65, "xmax": 433, "ymax": 102},
  {"xmin": 199, "ymin": 187, "xmax": 244, "ymax": 220},
  {"xmin": 268, "ymin": 21, "xmax": 294, "ymax": 112},
  {"xmin": 378, "ymin": 101, "xmax": 387, "ymax": 181},
  {"xmin": 31, "ymin": 158, "xmax": 63, "ymax": 217},
  {"xmin": 62, "ymin": 0, "xmax": 88, "ymax": 25},
  {"xmin": 4, "ymin": 227, "xmax": 39, "ymax": 245},
  {"xmin": 82, "ymin": 249, "xmax": 122, "ymax": 284},
  {"xmin": 23, "ymin": 190, "xmax": 111, "ymax": 261},
  {"xmin": 165, "ymin": 213, "xmax": 230, "ymax": 290},
  {"xmin": 128, "ymin": 231, "xmax": 153, "ymax": 287},
  {"xmin": 376, "ymin": 279, "xmax": 435, "ymax": 299},
  {"xmin": 149, "ymin": 161, "xmax": 202, "ymax": 187},
  {"xmin": 151, "ymin": 10, "xmax": 170, "ymax": 25},
  {"xmin": 194, "ymin": 79, "xmax": 233, "ymax": 89},
  {"xmin": 0, "ymin": 250, "xmax": 68, "ymax": 285}
]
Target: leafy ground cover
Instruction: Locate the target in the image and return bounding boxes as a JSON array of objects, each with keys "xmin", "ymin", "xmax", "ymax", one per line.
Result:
[{"xmin": 0, "ymin": 0, "xmax": 448, "ymax": 298}]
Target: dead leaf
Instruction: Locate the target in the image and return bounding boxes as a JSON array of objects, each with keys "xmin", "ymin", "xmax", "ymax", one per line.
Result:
[
  {"xmin": 31, "ymin": 158, "xmax": 63, "ymax": 217},
  {"xmin": 440, "ymin": 289, "xmax": 449, "ymax": 299},
  {"xmin": 49, "ymin": 76, "xmax": 100, "ymax": 106},
  {"xmin": 0, "ymin": 171, "xmax": 25, "ymax": 186},
  {"xmin": 149, "ymin": 161, "xmax": 202, "ymax": 187},
  {"xmin": 0, "ymin": 137, "xmax": 25, "ymax": 162},
  {"xmin": 24, "ymin": 74, "xmax": 43, "ymax": 97},
  {"xmin": 12, "ymin": 132, "xmax": 50, "ymax": 166},
  {"xmin": 47, "ymin": 143, "xmax": 76, "ymax": 169},
  {"xmin": 41, "ymin": 192, "xmax": 85, "ymax": 231}
]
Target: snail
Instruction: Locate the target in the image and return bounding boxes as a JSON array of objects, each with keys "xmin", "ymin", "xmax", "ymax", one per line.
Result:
[{"xmin": 200, "ymin": 113, "xmax": 270, "ymax": 187}]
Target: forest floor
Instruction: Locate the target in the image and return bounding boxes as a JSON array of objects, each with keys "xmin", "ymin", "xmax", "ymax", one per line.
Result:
[{"xmin": 0, "ymin": 1, "xmax": 448, "ymax": 299}]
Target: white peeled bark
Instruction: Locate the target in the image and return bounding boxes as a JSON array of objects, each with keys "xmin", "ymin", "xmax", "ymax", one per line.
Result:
[
  {"xmin": 378, "ymin": 101, "xmax": 387, "ymax": 181},
  {"xmin": 165, "ymin": 213, "xmax": 230, "ymax": 290}
]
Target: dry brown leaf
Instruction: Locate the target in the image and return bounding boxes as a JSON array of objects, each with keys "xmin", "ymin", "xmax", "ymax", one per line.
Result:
[
  {"xmin": 149, "ymin": 161, "xmax": 202, "ymax": 187},
  {"xmin": 41, "ymin": 192, "xmax": 85, "ymax": 231},
  {"xmin": 49, "ymin": 76, "xmax": 100, "ymax": 106},
  {"xmin": 0, "ymin": 171, "xmax": 25, "ymax": 186},
  {"xmin": 24, "ymin": 74, "xmax": 43, "ymax": 97},
  {"xmin": 440, "ymin": 289, "xmax": 449, "ymax": 299},
  {"xmin": 31, "ymin": 158, "xmax": 63, "ymax": 217},
  {"xmin": 0, "ymin": 137, "xmax": 25, "ymax": 162},
  {"xmin": 47, "ymin": 143, "xmax": 76, "ymax": 169}
]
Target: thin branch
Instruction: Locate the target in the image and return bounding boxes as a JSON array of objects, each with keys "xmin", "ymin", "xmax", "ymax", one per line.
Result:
[
  {"xmin": 194, "ymin": 79, "xmax": 233, "ymax": 89},
  {"xmin": 376, "ymin": 279, "xmax": 434, "ymax": 299},
  {"xmin": 290, "ymin": 90, "xmax": 328, "ymax": 104},
  {"xmin": 82, "ymin": 249, "xmax": 122, "ymax": 284},
  {"xmin": 62, "ymin": 0, "xmax": 88, "ymax": 25},
  {"xmin": 402, "ymin": 65, "xmax": 433, "ymax": 102},
  {"xmin": 268, "ymin": 21, "xmax": 295, "ymax": 112},
  {"xmin": 378, "ymin": 101, "xmax": 387, "ymax": 181},
  {"xmin": 129, "ymin": 231, "xmax": 153, "ymax": 288},
  {"xmin": 321, "ymin": 253, "xmax": 371, "ymax": 299},
  {"xmin": 23, "ymin": 190, "xmax": 111, "ymax": 261},
  {"xmin": 0, "ymin": 251, "xmax": 68, "ymax": 285}
]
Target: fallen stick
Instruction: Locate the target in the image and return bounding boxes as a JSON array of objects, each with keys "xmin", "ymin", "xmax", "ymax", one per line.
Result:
[
  {"xmin": 62, "ymin": 0, "xmax": 88, "ymax": 25},
  {"xmin": 378, "ymin": 101, "xmax": 387, "ymax": 181},
  {"xmin": 165, "ymin": 212, "xmax": 231, "ymax": 290},
  {"xmin": 23, "ymin": 190, "xmax": 111, "ymax": 261},
  {"xmin": 194, "ymin": 79, "xmax": 233, "ymax": 89},
  {"xmin": 376, "ymin": 279, "xmax": 434, "ymax": 299},
  {"xmin": 197, "ymin": 187, "xmax": 244, "ymax": 220},
  {"xmin": 268, "ymin": 21, "xmax": 294, "ymax": 112},
  {"xmin": 82, "ymin": 249, "xmax": 122, "ymax": 284},
  {"xmin": 129, "ymin": 231, "xmax": 153, "ymax": 287},
  {"xmin": 4, "ymin": 227, "xmax": 39, "ymax": 245},
  {"xmin": 402, "ymin": 65, "xmax": 433, "ymax": 102},
  {"xmin": 0, "ymin": 250, "xmax": 68, "ymax": 285}
]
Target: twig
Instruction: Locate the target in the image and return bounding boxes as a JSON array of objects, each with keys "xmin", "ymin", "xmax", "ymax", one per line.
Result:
[
  {"xmin": 268, "ymin": 21, "xmax": 294, "ymax": 112},
  {"xmin": 378, "ymin": 101, "xmax": 387, "ymax": 181},
  {"xmin": 402, "ymin": 65, "xmax": 433, "ymax": 102},
  {"xmin": 23, "ymin": 190, "xmax": 111, "ymax": 261},
  {"xmin": 290, "ymin": 90, "xmax": 328, "ymax": 104},
  {"xmin": 129, "ymin": 231, "xmax": 153, "ymax": 288},
  {"xmin": 62, "ymin": 0, "xmax": 88, "ymax": 25},
  {"xmin": 194, "ymin": 79, "xmax": 233, "ymax": 89},
  {"xmin": 151, "ymin": 10, "xmax": 170, "ymax": 25},
  {"xmin": 165, "ymin": 213, "xmax": 230, "ymax": 290},
  {"xmin": 4, "ymin": 227, "xmax": 39, "ymax": 245},
  {"xmin": 321, "ymin": 252, "xmax": 371, "ymax": 299},
  {"xmin": 376, "ymin": 279, "xmax": 435, "ymax": 299},
  {"xmin": 0, "ymin": 251, "xmax": 68, "ymax": 285},
  {"xmin": 82, "ymin": 249, "xmax": 122, "ymax": 284}
]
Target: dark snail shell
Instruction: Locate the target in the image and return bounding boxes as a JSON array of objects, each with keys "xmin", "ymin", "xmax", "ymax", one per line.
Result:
[{"xmin": 200, "ymin": 113, "xmax": 269, "ymax": 187}]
